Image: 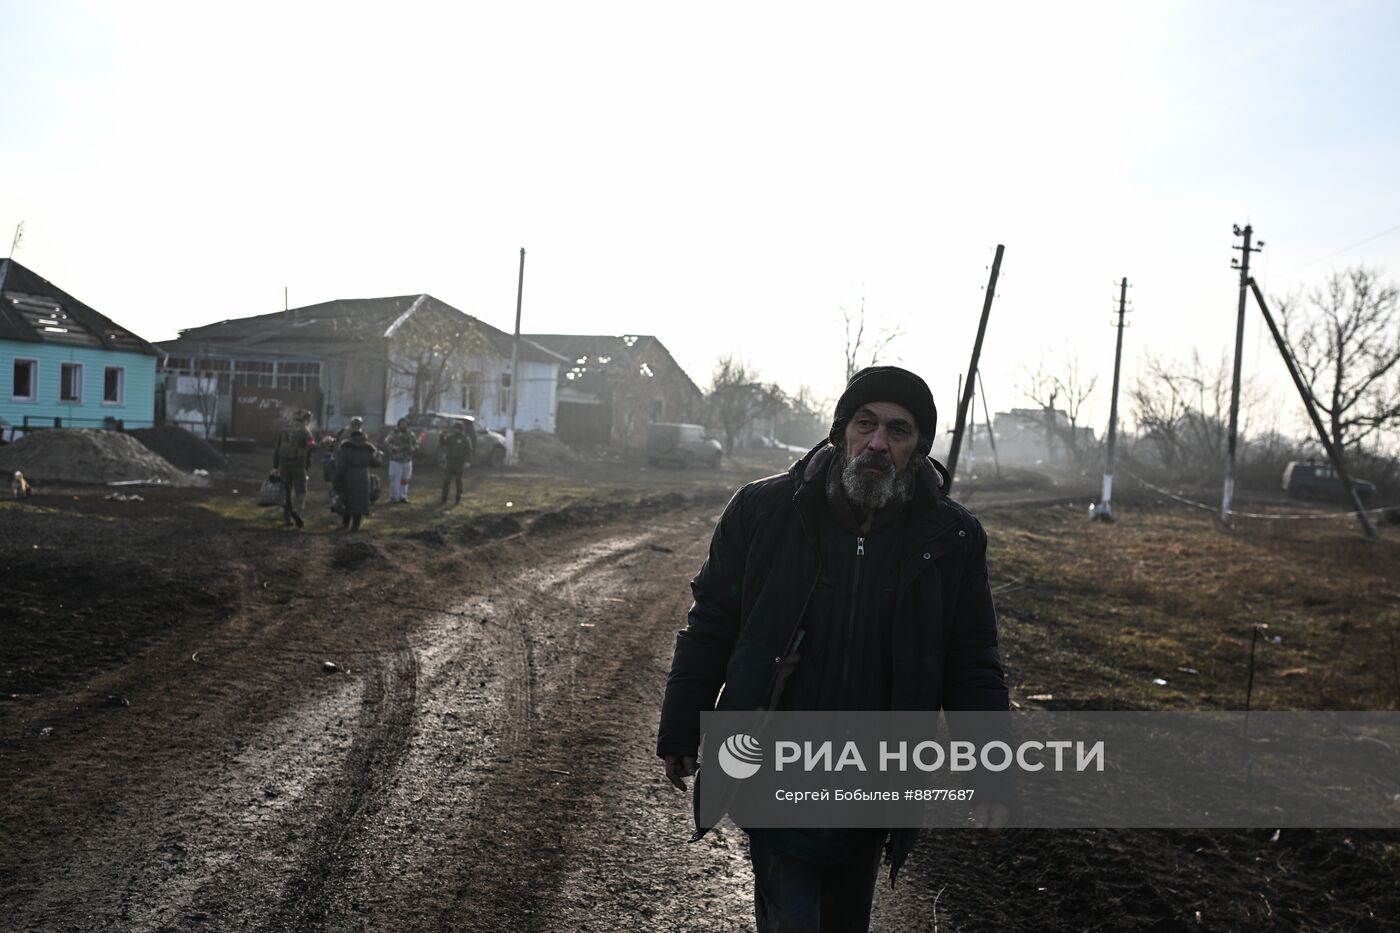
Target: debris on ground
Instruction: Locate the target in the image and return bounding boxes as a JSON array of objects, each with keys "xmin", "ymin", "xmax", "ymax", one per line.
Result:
[
  {"xmin": 104, "ymin": 493, "xmax": 145, "ymax": 502},
  {"xmin": 128, "ymin": 425, "xmax": 228, "ymax": 472},
  {"xmin": 321, "ymin": 661, "xmax": 339, "ymax": 674},
  {"xmin": 1152, "ymin": 678, "xmax": 1169, "ymax": 686},
  {"xmin": 0, "ymin": 429, "xmax": 204, "ymax": 486},
  {"xmin": 517, "ymin": 430, "xmax": 580, "ymax": 466}
]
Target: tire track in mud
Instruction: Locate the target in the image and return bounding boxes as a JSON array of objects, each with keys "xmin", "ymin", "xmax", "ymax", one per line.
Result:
[
  {"xmin": 255, "ymin": 642, "xmax": 420, "ymax": 932},
  {"xmin": 430, "ymin": 514, "xmax": 759, "ymax": 933},
  {"xmin": 263, "ymin": 528, "xmax": 672, "ymax": 931}
]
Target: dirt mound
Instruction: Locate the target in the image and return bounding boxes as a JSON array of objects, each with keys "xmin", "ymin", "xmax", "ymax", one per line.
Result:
[
  {"xmin": 518, "ymin": 431, "xmax": 579, "ymax": 466},
  {"xmin": 128, "ymin": 425, "xmax": 227, "ymax": 472},
  {"xmin": 0, "ymin": 429, "xmax": 204, "ymax": 486},
  {"xmin": 332, "ymin": 540, "xmax": 382, "ymax": 570}
]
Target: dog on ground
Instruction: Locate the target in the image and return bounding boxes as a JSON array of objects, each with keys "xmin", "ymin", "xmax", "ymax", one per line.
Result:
[{"xmin": 12, "ymin": 470, "xmax": 32, "ymax": 498}]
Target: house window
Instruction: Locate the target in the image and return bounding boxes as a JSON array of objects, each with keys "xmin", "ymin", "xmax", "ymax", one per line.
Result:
[
  {"xmin": 12, "ymin": 358, "xmax": 36, "ymax": 401},
  {"xmin": 104, "ymin": 366, "xmax": 125, "ymax": 404},
  {"xmin": 461, "ymin": 371, "xmax": 481, "ymax": 411},
  {"xmin": 60, "ymin": 363, "xmax": 83, "ymax": 402},
  {"xmin": 275, "ymin": 361, "xmax": 321, "ymax": 391},
  {"xmin": 233, "ymin": 360, "xmax": 275, "ymax": 388}
]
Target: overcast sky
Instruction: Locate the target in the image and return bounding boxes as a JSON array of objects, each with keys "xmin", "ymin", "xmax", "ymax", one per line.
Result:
[{"xmin": 3, "ymin": 0, "xmax": 1398, "ymax": 438}]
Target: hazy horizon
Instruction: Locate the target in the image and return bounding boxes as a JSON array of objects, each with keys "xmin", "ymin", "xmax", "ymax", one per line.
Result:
[{"xmin": 4, "ymin": 0, "xmax": 1399, "ymax": 444}]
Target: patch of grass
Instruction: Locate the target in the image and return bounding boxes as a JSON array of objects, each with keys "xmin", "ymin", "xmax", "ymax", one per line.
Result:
[{"xmin": 984, "ymin": 500, "xmax": 1400, "ymax": 711}]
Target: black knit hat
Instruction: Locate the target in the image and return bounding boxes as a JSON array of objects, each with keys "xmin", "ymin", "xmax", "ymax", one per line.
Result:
[{"xmin": 829, "ymin": 366, "xmax": 937, "ymax": 444}]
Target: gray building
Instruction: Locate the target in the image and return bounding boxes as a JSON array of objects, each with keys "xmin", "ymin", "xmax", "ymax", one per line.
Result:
[{"xmin": 160, "ymin": 295, "xmax": 565, "ymax": 443}]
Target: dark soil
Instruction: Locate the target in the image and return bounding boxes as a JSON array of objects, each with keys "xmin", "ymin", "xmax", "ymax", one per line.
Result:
[
  {"xmin": 1, "ymin": 469, "xmax": 1396, "ymax": 932},
  {"xmin": 128, "ymin": 425, "xmax": 228, "ymax": 472}
]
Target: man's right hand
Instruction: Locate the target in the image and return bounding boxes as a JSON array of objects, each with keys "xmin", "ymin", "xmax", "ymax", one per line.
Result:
[{"xmin": 662, "ymin": 754, "xmax": 697, "ymax": 790}]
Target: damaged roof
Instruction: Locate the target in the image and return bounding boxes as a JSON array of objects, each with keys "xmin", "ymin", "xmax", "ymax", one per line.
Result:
[
  {"xmin": 0, "ymin": 258, "xmax": 162, "ymax": 355},
  {"xmin": 526, "ymin": 333, "xmax": 703, "ymax": 396},
  {"xmin": 169, "ymin": 294, "xmax": 567, "ymax": 365}
]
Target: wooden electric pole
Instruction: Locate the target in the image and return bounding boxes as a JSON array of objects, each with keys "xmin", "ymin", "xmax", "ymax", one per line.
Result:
[
  {"xmin": 1222, "ymin": 224, "xmax": 1262, "ymax": 526},
  {"xmin": 1093, "ymin": 277, "xmax": 1129, "ymax": 521},
  {"xmin": 1247, "ymin": 279, "xmax": 1377, "ymax": 538},
  {"xmin": 505, "ymin": 247, "xmax": 525, "ymax": 465},
  {"xmin": 946, "ymin": 244, "xmax": 1004, "ymax": 489},
  {"xmin": 978, "ymin": 373, "xmax": 1001, "ymax": 478}
]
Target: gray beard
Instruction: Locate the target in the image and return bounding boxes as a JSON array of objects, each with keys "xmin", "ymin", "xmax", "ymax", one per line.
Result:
[{"xmin": 840, "ymin": 448, "xmax": 917, "ymax": 512}]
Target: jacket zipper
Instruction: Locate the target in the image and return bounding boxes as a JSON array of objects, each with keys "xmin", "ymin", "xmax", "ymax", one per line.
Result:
[
  {"xmin": 837, "ymin": 536, "xmax": 865, "ymax": 695},
  {"xmin": 765, "ymin": 504, "xmax": 824, "ymax": 706}
]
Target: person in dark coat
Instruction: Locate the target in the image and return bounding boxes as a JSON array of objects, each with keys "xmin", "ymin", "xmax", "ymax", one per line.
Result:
[
  {"xmin": 438, "ymin": 421, "xmax": 474, "ymax": 505},
  {"xmin": 334, "ymin": 429, "xmax": 382, "ymax": 531},
  {"xmin": 657, "ymin": 366, "xmax": 1010, "ymax": 933}
]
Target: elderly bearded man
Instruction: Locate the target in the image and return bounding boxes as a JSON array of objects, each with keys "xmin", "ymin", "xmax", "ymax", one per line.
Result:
[{"xmin": 657, "ymin": 366, "xmax": 1009, "ymax": 933}]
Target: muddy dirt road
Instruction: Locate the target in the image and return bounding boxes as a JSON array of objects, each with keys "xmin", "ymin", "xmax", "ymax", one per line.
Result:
[
  {"xmin": 3, "ymin": 503, "xmax": 751, "ymax": 931},
  {"xmin": 4, "ymin": 478, "xmax": 1396, "ymax": 932}
]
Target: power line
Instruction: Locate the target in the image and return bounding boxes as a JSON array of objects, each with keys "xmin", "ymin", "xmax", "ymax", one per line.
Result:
[{"xmin": 1275, "ymin": 220, "xmax": 1400, "ymax": 279}]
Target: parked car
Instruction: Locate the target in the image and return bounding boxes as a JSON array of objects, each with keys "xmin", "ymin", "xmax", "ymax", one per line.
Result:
[
  {"xmin": 760, "ymin": 435, "xmax": 810, "ymax": 455},
  {"xmin": 1282, "ymin": 460, "xmax": 1376, "ymax": 501},
  {"xmin": 406, "ymin": 412, "xmax": 509, "ymax": 468},
  {"xmin": 646, "ymin": 422, "xmax": 722, "ymax": 468}
]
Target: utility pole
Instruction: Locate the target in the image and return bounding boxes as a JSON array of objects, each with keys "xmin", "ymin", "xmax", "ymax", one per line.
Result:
[
  {"xmin": 506, "ymin": 248, "xmax": 525, "ymax": 465},
  {"xmin": 1222, "ymin": 224, "xmax": 1263, "ymax": 526},
  {"xmin": 978, "ymin": 373, "xmax": 1001, "ymax": 478},
  {"xmin": 1247, "ymin": 279, "xmax": 1377, "ymax": 538},
  {"xmin": 946, "ymin": 244, "xmax": 1004, "ymax": 489},
  {"xmin": 1093, "ymin": 277, "xmax": 1130, "ymax": 521}
]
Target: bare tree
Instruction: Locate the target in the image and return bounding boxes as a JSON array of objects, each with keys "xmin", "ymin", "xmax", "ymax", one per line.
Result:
[
  {"xmin": 1129, "ymin": 355, "xmax": 1189, "ymax": 468},
  {"xmin": 1018, "ymin": 351, "xmax": 1098, "ymax": 464},
  {"xmin": 1128, "ymin": 350, "xmax": 1258, "ymax": 470},
  {"xmin": 770, "ymin": 384, "xmax": 829, "ymax": 448},
  {"xmin": 707, "ymin": 355, "xmax": 784, "ymax": 454},
  {"xmin": 186, "ymin": 350, "xmax": 227, "ymax": 439},
  {"xmin": 842, "ymin": 294, "xmax": 903, "ymax": 382},
  {"xmin": 1278, "ymin": 265, "xmax": 1400, "ymax": 453},
  {"xmin": 384, "ymin": 304, "xmax": 493, "ymax": 415}
]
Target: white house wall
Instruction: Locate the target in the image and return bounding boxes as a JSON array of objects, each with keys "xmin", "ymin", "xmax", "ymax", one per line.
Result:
[{"xmin": 384, "ymin": 349, "xmax": 558, "ymax": 434}]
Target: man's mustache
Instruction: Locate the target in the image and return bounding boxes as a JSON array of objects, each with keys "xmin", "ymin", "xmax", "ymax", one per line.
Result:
[{"xmin": 851, "ymin": 450, "xmax": 895, "ymax": 475}]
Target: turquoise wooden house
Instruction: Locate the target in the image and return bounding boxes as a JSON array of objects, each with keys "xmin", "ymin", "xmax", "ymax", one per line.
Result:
[{"xmin": 0, "ymin": 258, "xmax": 160, "ymax": 435}]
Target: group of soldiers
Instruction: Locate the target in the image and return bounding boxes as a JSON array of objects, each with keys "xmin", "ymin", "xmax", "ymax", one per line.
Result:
[{"xmin": 271, "ymin": 413, "xmax": 475, "ymax": 531}]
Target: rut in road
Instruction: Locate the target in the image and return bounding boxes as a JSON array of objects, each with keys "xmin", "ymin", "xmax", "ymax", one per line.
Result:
[
  {"xmin": 248, "ymin": 516, "xmax": 737, "ymax": 932},
  {"xmin": 256, "ymin": 642, "xmax": 419, "ymax": 932}
]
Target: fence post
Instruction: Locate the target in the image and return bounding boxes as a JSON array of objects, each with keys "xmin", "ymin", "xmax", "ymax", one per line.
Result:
[
  {"xmin": 54, "ymin": 417, "xmax": 62, "ymax": 429},
  {"xmin": 22, "ymin": 415, "xmax": 29, "ymax": 431}
]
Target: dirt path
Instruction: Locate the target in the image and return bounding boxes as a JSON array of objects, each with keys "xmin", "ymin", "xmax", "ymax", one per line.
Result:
[
  {"xmin": 4, "ymin": 492, "xmax": 1395, "ymax": 932},
  {"xmin": 0, "ymin": 505, "xmax": 765, "ymax": 932}
]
